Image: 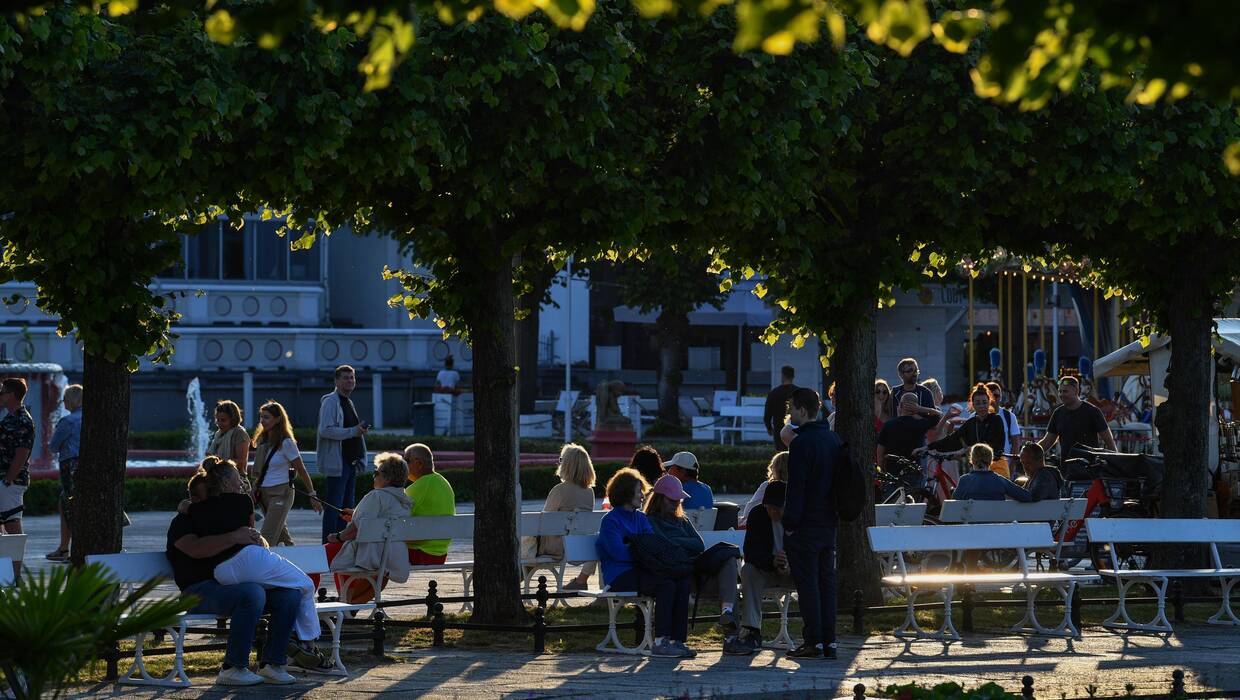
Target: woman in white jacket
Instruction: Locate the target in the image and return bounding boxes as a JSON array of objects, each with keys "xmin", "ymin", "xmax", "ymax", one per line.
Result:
[{"xmin": 326, "ymin": 452, "xmax": 413, "ymax": 603}]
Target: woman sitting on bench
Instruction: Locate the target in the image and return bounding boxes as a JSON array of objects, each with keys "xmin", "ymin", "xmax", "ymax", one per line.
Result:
[{"xmin": 596, "ymin": 468, "xmax": 694, "ymax": 658}]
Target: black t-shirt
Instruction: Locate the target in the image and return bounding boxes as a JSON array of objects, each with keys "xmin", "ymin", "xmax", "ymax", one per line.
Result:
[
  {"xmin": 190, "ymin": 493, "xmax": 253, "ymax": 540},
  {"xmin": 0, "ymin": 407, "xmax": 35, "ymax": 486},
  {"xmin": 763, "ymin": 384, "xmax": 799, "ymax": 435},
  {"xmin": 1047, "ymin": 401, "xmax": 1109, "ymax": 459},
  {"xmin": 888, "ymin": 385, "xmax": 935, "ymax": 417},
  {"xmin": 339, "ymin": 393, "xmax": 365, "ymax": 466},
  {"xmin": 877, "ymin": 416, "xmax": 939, "ymax": 458},
  {"xmin": 165, "ymin": 513, "xmax": 229, "ymax": 590}
]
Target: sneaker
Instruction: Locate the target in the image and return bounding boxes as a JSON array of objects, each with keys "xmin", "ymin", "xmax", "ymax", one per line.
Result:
[
  {"xmin": 288, "ymin": 641, "xmax": 334, "ymax": 672},
  {"xmin": 257, "ymin": 664, "xmax": 296, "ymax": 685},
  {"xmin": 216, "ymin": 666, "xmax": 263, "ymax": 686},
  {"xmin": 45, "ymin": 548, "xmax": 69, "ymax": 562},
  {"xmin": 674, "ymin": 641, "xmax": 697, "ymax": 658},
  {"xmin": 563, "ymin": 580, "xmax": 588, "ymax": 592},
  {"xmin": 787, "ymin": 642, "xmax": 825, "ymax": 659},
  {"xmin": 723, "ymin": 634, "xmax": 761, "ymax": 656},
  {"xmin": 824, "ymin": 642, "xmax": 838, "ymax": 660},
  {"xmin": 717, "ymin": 609, "xmax": 737, "ymax": 636},
  {"xmin": 651, "ymin": 639, "xmax": 683, "ymax": 657}
]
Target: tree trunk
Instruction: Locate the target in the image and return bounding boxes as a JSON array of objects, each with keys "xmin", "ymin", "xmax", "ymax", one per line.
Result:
[
  {"xmin": 831, "ymin": 297, "xmax": 884, "ymax": 605},
  {"xmin": 1157, "ymin": 289, "xmax": 1212, "ymax": 568},
  {"xmin": 465, "ymin": 252, "xmax": 526, "ymax": 623},
  {"xmin": 69, "ymin": 351, "xmax": 131, "ymax": 566},
  {"xmin": 655, "ymin": 310, "xmax": 687, "ymax": 428},
  {"xmin": 516, "ymin": 286, "xmax": 542, "ymax": 415}
]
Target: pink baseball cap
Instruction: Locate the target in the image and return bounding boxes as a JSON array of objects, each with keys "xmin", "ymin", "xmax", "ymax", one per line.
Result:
[{"xmin": 652, "ymin": 473, "xmax": 689, "ymax": 501}]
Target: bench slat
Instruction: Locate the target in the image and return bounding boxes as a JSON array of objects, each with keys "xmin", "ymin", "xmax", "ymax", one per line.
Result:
[
  {"xmin": 939, "ymin": 499, "xmax": 1087, "ymax": 523},
  {"xmin": 875, "ymin": 503, "xmax": 928, "ymax": 527},
  {"xmin": 0, "ymin": 534, "xmax": 27, "ymax": 561},
  {"xmin": 883, "ymin": 572, "xmax": 1098, "ymax": 586},
  {"xmin": 1085, "ymin": 518, "xmax": 1240, "ymax": 544},
  {"xmin": 868, "ymin": 523, "xmax": 1055, "ymax": 553},
  {"xmin": 1099, "ymin": 568, "xmax": 1240, "ymax": 578}
]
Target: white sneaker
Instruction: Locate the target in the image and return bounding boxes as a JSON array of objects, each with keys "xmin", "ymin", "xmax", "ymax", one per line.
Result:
[
  {"xmin": 216, "ymin": 666, "xmax": 263, "ymax": 686},
  {"xmin": 257, "ymin": 664, "xmax": 297, "ymax": 685}
]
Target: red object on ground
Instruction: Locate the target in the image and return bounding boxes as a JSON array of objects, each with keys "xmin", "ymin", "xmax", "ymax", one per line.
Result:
[{"xmin": 590, "ymin": 430, "xmax": 637, "ymax": 461}]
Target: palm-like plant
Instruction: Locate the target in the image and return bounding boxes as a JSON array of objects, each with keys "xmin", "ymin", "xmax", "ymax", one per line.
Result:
[{"xmin": 0, "ymin": 564, "xmax": 194, "ymax": 699}]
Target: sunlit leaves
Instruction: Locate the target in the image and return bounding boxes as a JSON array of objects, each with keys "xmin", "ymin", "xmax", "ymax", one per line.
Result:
[
  {"xmin": 732, "ymin": 0, "xmax": 820, "ymax": 54},
  {"xmin": 858, "ymin": 0, "xmax": 928, "ymax": 57}
]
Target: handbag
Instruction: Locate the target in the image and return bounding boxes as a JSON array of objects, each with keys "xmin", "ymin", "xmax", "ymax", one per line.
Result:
[
  {"xmin": 252, "ymin": 441, "xmax": 279, "ymax": 509},
  {"xmin": 626, "ymin": 532, "xmax": 695, "ymax": 579}
]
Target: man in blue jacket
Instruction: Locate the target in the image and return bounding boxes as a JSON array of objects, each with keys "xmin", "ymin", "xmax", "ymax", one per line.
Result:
[{"xmin": 782, "ymin": 387, "xmax": 844, "ymax": 659}]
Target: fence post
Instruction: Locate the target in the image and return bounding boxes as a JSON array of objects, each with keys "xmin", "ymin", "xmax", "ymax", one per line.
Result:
[
  {"xmin": 533, "ymin": 576, "xmax": 549, "ymax": 654},
  {"xmin": 1172, "ymin": 581, "xmax": 1185, "ymax": 622},
  {"xmin": 104, "ymin": 641, "xmax": 121, "ymax": 681},
  {"xmin": 852, "ymin": 590, "xmax": 865, "ymax": 634},
  {"xmin": 371, "ymin": 609, "xmax": 387, "ymax": 656},
  {"xmin": 426, "ymin": 580, "xmax": 440, "ymax": 620},
  {"xmin": 1022, "ymin": 675, "xmax": 1034, "ymax": 699},
  {"xmin": 432, "ymin": 602, "xmax": 446, "ymax": 648},
  {"xmin": 853, "ymin": 682, "xmax": 866, "ymax": 699},
  {"xmin": 1171, "ymin": 669, "xmax": 1185, "ymax": 697},
  {"xmin": 962, "ymin": 586, "xmax": 975, "ymax": 633},
  {"xmin": 318, "ymin": 585, "xmax": 328, "ymax": 603}
]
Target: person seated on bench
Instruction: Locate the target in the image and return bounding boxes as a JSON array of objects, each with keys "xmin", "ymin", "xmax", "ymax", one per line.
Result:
[
  {"xmin": 663, "ymin": 451, "xmax": 713, "ymax": 511},
  {"xmin": 403, "ymin": 443, "xmax": 456, "ymax": 565},
  {"xmin": 1018, "ymin": 443, "xmax": 1064, "ymax": 501},
  {"xmin": 524, "ymin": 443, "xmax": 598, "ymax": 591},
  {"xmin": 597, "ymin": 468, "xmax": 694, "ymax": 658},
  {"xmin": 950, "ymin": 444, "xmax": 1032, "ymax": 503},
  {"xmin": 916, "ymin": 384, "xmax": 1010, "ymax": 478},
  {"xmin": 167, "ymin": 471, "xmax": 305, "ymax": 686},
  {"xmin": 739, "ymin": 451, "xmax": 788, "ymax": 528},
  {"xmin": 190, "ymin": 458, "xmax": 331, "ymax": 674},
  {"xmin": 645, "ymin": 474, "xmax": 740, "ymax": 635},
  {"xmin": 327, "ymin": 452, "xmax": 413, "ymax": 602},
  {"xmin": 726, "ymin": 480, "xmax": 792, "ymax": 655}
]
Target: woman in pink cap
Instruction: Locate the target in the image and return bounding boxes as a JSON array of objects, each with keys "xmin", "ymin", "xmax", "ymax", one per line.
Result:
[{"xmin": 645, "ymin": 474, "xmax": 741, "ymax": 638}]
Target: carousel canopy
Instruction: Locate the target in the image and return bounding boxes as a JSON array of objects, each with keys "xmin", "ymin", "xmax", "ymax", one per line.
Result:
[{"xmin": 1093, "ymin": 318, "xmax": 1240, "ymax": 378}]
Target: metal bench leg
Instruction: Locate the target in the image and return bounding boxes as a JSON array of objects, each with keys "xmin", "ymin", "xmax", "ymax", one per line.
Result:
[
  {"xmin": 1104, "ymin": 576, "xmax": 1173, "ymax": 633},
  {"xmin": 1208, "ymin": 577, "xmax": 1240, "ymax": 625},
  {"xmin": 770, "ymin": 591, "xmax": 795, "ymax": 650},
  {"xmin": 1013, "ymin": 582, "xmax": 1079, "ymax": 638},
  {"xmin": 119, "ymin": 620, "xmax": 191, "ymax": 687},
  {"xmin": 319, "ymin": 610, "xmax": 349, "ymax": 677},
  {"xmin": 596, "ymin": 597, "xmax": 653, "ymax": 655},
  {"xmin": 894, "ymin": 585, "xmax": 958, "ymax": 641},
  {"xmin": 460, "ymin": 569, "xmax": 475, "ymax": 613}
]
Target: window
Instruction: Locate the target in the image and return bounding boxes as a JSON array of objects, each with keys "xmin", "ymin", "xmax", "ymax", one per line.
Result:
[
  {"xmin": 187, "ymin": 222, "xmax": 221, "ymax": 279},
  {"xmin": 255, "ymin": 221, "xmax": 288, "ymax": 281},
  {"xmin": 221, "ymin": 223, "xmax": 249, "ymax": 280},
  {"xmin": 289, "ymin": 232, "xmax": 321, "ymax": 281}
]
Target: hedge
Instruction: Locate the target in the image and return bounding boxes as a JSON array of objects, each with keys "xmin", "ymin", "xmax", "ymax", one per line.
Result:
[{"xmin": 24, "ymin": 459, "xmax": 773, "ymax": 517}]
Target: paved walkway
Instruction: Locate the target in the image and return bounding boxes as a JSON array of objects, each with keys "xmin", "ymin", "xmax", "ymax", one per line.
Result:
[{"xmin": 69, "ymin": 626, "xmax": 1240, "ymax": 699}]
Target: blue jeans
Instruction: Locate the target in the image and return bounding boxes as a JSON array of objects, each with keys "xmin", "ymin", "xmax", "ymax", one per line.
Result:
[
  {"xmin": 786, "ymin": 525, "xmax": 838, "ymax": 646},
  {"xmin": 321, "ymin": 473, "xmax": 356, "ymax": 543},
  {"xmin": 184, "ymin": 580, "xmax": 300, "ymax": 669},
  {"xmin": 611, "ymin": 568, "xmax": 691, "ymax": 642}
]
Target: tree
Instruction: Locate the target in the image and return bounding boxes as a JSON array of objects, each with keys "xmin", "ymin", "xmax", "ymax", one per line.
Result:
[{"xmin": 599, "ymin": 255, "xmax": 725, "ymax": 429}]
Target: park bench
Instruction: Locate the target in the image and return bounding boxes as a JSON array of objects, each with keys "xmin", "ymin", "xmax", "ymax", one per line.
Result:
[
  {"xmin": 562, "ymin": 529, "xmax": 744, "ymax": 655},
  {"xmin": 875, "ymin": 503, "xmax": 928, "ymax": 527},
  {"xmin": 938, "ymin": 498, "xmax": 1088, "ymax": 561},
  {"xmin": 0, "ymin": 557, "xmax": 12, "ymax": 586},
  {"xmin": 868, "ymin": 523, "xmax": 1099, "ymax": 641},
  {"xmin": 1085, "ymin": 518, "xmax": 1240, "ymax": 633},
  {"xmin": 88, "ymin": 544, "xmax": 372, "ymax": 687},
  {"xmin": 0, "ymin": 533, "xmax": 26, "ymax": 568}
]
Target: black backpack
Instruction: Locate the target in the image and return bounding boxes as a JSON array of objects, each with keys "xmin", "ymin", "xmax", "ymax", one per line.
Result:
[{"xmin": 832, "ymin": 440, "xmax": 865, "ymax": 522}]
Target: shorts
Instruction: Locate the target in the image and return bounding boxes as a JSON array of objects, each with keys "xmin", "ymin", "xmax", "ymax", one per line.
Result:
[
  {"xmin": 59, "ymin": 458, "xmax": 79, "ymax": 508},
  {"xmin": 0, "ymin": 482, "xmax": 26, "ymax": 524}
]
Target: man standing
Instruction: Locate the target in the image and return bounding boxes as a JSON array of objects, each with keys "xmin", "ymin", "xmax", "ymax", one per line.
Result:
[
  {"xmin": 876, "ymin": 393, "xmax": 941, "ymax": 469},
  {"xmin": 434, "ymin": 356, "xmax": 462, "ymax": 394},
  {"xmin": 782, "ymin": 387, "xmax": 843, "ymax": 659},
  {"xmin": 1038, "ymin": 376, "xmax": 1116, "ymax": 460},
  {"xmin": 0, "ymin": 378, "xmax": 34, "ymax": 577},
  {"xmin": 889, "ymin": 358, "xmax": 936, "ymax": 416},
  {"xmin": 317, "ymin": 365, "xmax": 369, "ymax": 543},
  {"xmin": 166, "ymin": 473, "xmax": 301, "ymax": 685},
  {"xmin": 404, "ymin": 443, "xmax": 457, "ymax": 564},
  {"xmin": 763, "ymin": 366, "xmax": 799, "ymax": 452}
]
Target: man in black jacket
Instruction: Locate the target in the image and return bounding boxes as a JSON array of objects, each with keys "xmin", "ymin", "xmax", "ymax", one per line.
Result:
[
  {"xmin": 725, "ymin": 481, "xmax": 792, "ymax": 655},
  {"xmin": 782, "ymin": 387, "xmax": 843, "ymax": 659}
]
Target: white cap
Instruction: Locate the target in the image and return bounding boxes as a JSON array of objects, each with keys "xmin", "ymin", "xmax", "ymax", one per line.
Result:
[{"xmin": 661, "ymin": 451, "xmax": 699, "ymax": 473}]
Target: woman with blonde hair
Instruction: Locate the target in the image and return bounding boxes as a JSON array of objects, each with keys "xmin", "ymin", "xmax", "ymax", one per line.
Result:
[
  {"xmin": 950, "ymin": 443, "xmax": 1031, "ymax": 502},
  {"xmin": 739, "ymin": 451, "xmax": 788, "ymax": 527},
  {"xmin": 207, "ymin": 400, "xmax": 250, "ymax": 480},
  {"xmin": 326, "ymin": 452, "xmax": 414, "ymax": 603},
  {"xmin": 252, "ymin": 400, "xmax": 320, "ymax": 545},
  {"xmin": 525, "ymin": 443, "xmax": 598, "ymax": 591}
]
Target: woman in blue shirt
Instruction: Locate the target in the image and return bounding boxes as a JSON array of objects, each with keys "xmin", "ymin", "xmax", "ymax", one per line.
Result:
[
  {"xmin": 46, "ymin": 384, "xmax": 83, "ymax": 561},
  {"xmin": 596, "ymin": 467, "xmax": 693, "ymax": 658}
]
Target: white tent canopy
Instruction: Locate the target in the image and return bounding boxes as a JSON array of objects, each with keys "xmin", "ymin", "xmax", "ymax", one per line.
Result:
[{"xmin": 1093, "ymin": 318, "xmax": 1240, "ymax": 378}]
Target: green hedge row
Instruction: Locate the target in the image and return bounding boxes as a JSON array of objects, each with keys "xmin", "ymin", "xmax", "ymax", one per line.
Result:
[{"xmin": 24, "ymin": 459, "xmax": 772, "ymax": 517}]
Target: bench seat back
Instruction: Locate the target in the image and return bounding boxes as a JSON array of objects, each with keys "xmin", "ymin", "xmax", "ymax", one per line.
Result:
[
  {"xmin": 1085, "ymin": 518, "xmax": 1240, "ymax": 544},
  {"xmin": 868, "ymin": 523, "xmax": 1055, "ymax": 554},
  {"xmin": 0, "ymin": 533, "xmax": 27, "ymax": 562},
  {"xmin": 356, "ymin": 510, "xmax": 610, "ymax": 545},
  {"xmin": 88, "ymin": 545, "xmax": 329, "ymax": 587},
  {"xmin": 875, "ymin": 503, "xmax": 928, "ymax": 527},
  {"xmin": 564, "ymin": 535, "xmax": 601, "ymax": 564},
  {"xmin": 939, "ymin": 498, "xmax": 1087, "ymax": 524},
  {"xmin": 685, "ymin": 508, "xmax": 718, "ymax": 531},
  {"xmin": 701, "ymin": 531, "xmax": 745, "ymax": 548},
  {"xmin": 0, "ymin": 557, "xmax": 13, "ymax": 586}
]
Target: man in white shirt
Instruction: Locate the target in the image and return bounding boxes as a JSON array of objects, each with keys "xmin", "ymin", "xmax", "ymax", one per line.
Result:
[{"xmin": 435, "ymin": 356, "xmax": 462, "ymax": 394}]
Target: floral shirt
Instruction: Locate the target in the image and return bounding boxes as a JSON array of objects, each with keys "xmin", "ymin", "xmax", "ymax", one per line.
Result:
[{"xmin": 0, "ymin": 407, "xmax": 35, "ymax": 486}]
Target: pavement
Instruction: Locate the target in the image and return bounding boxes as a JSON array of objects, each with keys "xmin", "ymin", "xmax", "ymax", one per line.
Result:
[{"xmin": 17, "ymin": 505, "xmax": 1240, "ymax": 698}]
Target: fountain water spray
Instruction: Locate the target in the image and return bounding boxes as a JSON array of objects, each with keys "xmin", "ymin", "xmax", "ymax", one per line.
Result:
[{"xmin": 186, "ymin": 377, "xmax": 211, "ymax": 463}]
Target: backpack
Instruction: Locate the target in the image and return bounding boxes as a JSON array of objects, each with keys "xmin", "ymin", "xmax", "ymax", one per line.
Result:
[
  {"xmin": 625, "ymin": 532, "xmax": 695, "ymax": 579},
  {"xmin": 832, "ymin": 440, "xmax": 865, "ymax": 522}
]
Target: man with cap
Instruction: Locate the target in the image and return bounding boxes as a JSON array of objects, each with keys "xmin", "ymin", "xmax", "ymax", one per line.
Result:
[
  {"xmin": 663, "ymin": 451, "xmax": 714, "ymax": 511},
  {"xmin": 725, "ymin": 480, "xmax": 792, "ymax": 655}
]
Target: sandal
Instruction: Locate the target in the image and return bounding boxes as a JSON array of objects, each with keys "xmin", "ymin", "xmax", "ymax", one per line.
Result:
[{"xmin": 45, "ymin": 548, "xmax": 70, "ymax": 562}]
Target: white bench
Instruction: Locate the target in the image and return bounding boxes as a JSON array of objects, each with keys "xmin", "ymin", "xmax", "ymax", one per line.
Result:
[
  {"xmin": 875, "ymin": 503, "xmax": 928, "ymax": 527},
  {"xmin": 1085, "ymin": 518, "xmax": 1240, "ymax": 633},
  {"xmin": 868, "ymin": 523, "xmax": 1099, "ymax": 640},
  {"xmin": 88, "ymin": 545, "xmax": 372, "ymax": 687},
  {"xmin": 0, "ymin": 533, "xmax": 26, "ymax": 574},
  {"xmin": 0, "ymin": 557, "xmax": 12, "ymax": 586},
  {"xmin": 562, "ymin": 529, "xmax": 744, "ymax": 656},
  {"xmin": 938, "ymin": 499, "xmax": 1088, "ymax": 559}
]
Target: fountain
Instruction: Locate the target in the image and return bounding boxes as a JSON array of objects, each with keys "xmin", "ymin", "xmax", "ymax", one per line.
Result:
[{"xmin": 186, "ymin": 377, "xmax": 211, "ymax": 464}]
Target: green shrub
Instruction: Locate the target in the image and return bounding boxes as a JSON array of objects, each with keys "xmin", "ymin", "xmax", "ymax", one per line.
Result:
[{"xmin": 882, "ymin": 682, "xmax": 1022, "ymax": 700}]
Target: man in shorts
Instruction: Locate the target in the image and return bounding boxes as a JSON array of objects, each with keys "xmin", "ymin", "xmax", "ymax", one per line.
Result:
[{"xmin": 0, "ymin": 378, "xmax": 35, "ymax": 578}]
